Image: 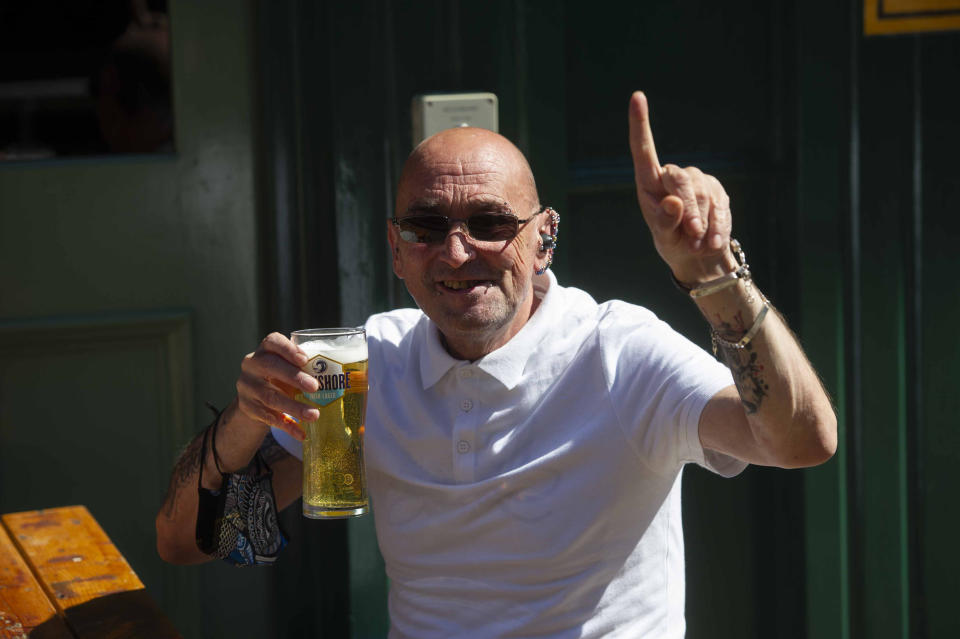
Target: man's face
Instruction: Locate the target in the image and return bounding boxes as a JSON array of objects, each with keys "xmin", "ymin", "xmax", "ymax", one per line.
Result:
[{"xmin": 388, "ymin": 130, "xmax": 546, "ymax": 359}]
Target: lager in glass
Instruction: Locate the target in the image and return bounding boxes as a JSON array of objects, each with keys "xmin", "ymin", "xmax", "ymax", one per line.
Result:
[{"xmin": 291, "ymin": 328, "xmax": 369, "ymax": 518}]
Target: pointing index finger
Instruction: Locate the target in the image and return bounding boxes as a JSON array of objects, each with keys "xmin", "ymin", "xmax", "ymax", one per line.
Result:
[{"xmin": 628, "ymin": 91, "xmax": 664, "ymax": 196}]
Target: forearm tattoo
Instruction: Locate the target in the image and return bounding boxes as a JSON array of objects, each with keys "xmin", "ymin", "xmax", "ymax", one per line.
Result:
[
  {"xmin": 715, "ymin": 310, "xmax": 770, "ymax": 414},
  {"xmin": 160, "ymin": 431, "xmax": 204, "ymax": 518},
  {"xmin": 160, "ymin": 428, "xmax": 290, "ymax": 518}
]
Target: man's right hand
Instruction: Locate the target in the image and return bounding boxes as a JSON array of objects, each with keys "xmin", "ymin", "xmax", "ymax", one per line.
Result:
[
  {"xmin": 236, "ymin": 332, "xmax": 320, "ymax": 441},
  {"xmin": 156, "ymin": 332, "xmax": 317, "ymax": 564}
]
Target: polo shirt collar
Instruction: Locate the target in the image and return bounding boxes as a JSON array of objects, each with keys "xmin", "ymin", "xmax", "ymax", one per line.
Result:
[{"xmin": 419, "ymin": 270, "xmax": 558, "ymax": 391}]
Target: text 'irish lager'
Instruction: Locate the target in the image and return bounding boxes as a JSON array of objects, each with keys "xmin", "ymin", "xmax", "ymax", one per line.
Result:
[{"xmin": 292, "ymin": 328, "xmax": 369, "ymax": 519}]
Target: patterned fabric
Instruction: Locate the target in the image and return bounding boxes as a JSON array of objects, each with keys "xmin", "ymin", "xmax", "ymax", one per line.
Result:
[{"xmin": 195, "ymin": 410, "xmax": 288, "ymax": 566}]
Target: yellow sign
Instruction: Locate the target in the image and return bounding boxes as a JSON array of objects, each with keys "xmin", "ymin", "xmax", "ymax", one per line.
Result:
[{"xmin": 865, "ymin": 0, "xmax": 960, "ymax": 34}]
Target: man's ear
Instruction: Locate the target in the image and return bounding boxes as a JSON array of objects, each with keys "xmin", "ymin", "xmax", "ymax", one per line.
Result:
[{"xmin": 386, "ymin": 219, "xmax": 404, "ymax": 279}]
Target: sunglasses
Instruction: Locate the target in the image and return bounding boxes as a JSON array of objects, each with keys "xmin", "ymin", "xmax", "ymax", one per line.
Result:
[{"xmin": 391, "ymin": 206, "xmax": 547, "ymax": 244}]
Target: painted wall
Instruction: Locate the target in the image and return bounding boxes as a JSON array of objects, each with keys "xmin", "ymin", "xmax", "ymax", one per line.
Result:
[{"xmin": 0, "ymin": 1, "xmax": 271, "ymax": 636}]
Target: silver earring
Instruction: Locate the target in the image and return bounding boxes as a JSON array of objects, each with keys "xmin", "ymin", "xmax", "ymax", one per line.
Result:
[{"xmin": 535, "ymin": 208, "xmax": 560, "ymax": 275}]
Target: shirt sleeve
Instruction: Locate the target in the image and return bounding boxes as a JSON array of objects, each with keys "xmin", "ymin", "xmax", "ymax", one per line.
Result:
[{"xmin": 599, "ymin": 302, "xmax": 747, "ymax": 478}]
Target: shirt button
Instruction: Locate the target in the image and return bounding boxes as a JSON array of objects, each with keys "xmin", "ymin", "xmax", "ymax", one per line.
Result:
[
  {"xmin": 458, "ymin": 368, "xmax": 472, "ymax": 378},
  {"xmin": 460, "ymin": 399, "xmax": 473, "ymax": 412},
  {"xmin": 457, "ymin": 440, "xmax": 471, "ymax": 454}
]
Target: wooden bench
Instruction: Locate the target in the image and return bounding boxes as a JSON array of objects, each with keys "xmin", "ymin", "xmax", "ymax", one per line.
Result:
[{"xmin": 0, "ymin": 506, "xmax": 180, "ymax": 639}]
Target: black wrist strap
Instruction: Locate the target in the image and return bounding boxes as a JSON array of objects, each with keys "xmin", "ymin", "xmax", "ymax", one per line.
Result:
[
  {"xmin": 196, "ymin": 405, "xmax": 225, "ymax": 555},
  {"xmin": 195, "ymin": 403, "xmax": 283, "ymax": 563}
]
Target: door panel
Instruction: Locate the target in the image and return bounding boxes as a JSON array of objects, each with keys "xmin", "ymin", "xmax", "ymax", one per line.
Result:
[{"xmin": 0, "ymin": 312, "xmax": 197, "ymax": 628}]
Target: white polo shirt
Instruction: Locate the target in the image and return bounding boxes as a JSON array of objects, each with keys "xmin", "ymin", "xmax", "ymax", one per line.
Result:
[{"xmin": 274, "ymin": 271, "xmax": 744, "ymax": 638}]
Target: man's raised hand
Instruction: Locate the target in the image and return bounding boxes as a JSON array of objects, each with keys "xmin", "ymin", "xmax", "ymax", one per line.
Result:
[
  {"xmin": 236, "ymin": 332, "xmax": 320, "ymax": 440},
  {"xmin": 627, "ymin": 91, "xmax": 738, "ymax": 285}
]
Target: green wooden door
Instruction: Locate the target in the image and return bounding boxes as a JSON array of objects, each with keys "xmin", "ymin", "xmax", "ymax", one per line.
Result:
[
  {"xmin": 289, "ymin": 1, "xmax": 960, "ymax": 637},
  {"xmin": 258, "ymin": 0, "xmax": 810, "ymax": 636},
  {"xmin": 799, "ymin": 2, "xmax": 960, "ymax": 637},
  {"xmin": 253, "ymin": 0, "xmax": 960, "ymax": 635}
]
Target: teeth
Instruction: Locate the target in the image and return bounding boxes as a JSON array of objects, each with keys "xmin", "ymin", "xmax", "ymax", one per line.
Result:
[{"xmin": 444, "ymin": 280, "xmax": 480, "ymax": 290}]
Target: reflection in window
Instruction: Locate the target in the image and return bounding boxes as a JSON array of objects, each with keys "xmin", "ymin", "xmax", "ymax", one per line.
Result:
[{"xmin": 0, "ymin": 0, "xmax": 173, "ymax": 161}]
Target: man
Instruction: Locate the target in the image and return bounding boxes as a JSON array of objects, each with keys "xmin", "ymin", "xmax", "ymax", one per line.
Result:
[{"xmin": 157, "ymin": 92, "xmax": 836, "ymax": 637}]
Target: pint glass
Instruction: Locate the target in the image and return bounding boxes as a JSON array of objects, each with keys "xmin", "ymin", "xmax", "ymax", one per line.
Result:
[{"xmin": 291, "ymin": 327, "xmax": 369, "ymax": 518}]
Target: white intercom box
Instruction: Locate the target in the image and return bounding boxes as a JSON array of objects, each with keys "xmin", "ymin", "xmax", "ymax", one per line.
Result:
[{"xmin": 411, "ymin": 92, "xmax": 498, "ymax": 146}]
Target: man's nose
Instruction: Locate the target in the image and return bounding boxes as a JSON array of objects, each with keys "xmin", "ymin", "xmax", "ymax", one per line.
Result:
[{"xmin": 437, "ymin": 225, "xmax": 476, "ymax": 266}]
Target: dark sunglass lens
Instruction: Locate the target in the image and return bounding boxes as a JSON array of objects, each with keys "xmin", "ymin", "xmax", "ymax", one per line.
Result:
[
  {"xmin": 469, "ymin": 213, "xmax": 518, "ymax": 240},
  {"xmin": 399, "ymin": 216, "xmax": 448, "ymax": 243},
  {"xmin": 410, "ymin": 216, "xmax": 449, "ymax": 231}
]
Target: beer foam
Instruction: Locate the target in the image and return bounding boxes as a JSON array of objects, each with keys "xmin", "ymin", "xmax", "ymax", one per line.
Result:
[{"xmin": 298, "ymin": 337, "xmax": 366, "ymax": 364}]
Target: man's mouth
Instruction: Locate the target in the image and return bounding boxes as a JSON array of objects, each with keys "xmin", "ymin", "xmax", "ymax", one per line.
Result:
[{"xmin": 441, "ymin": 279, "xmax": 493, "ymax": 291}]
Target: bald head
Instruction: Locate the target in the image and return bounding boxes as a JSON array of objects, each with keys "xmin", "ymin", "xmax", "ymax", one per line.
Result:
[
  {"xmin": 396, "ymin": 127, "xmax": 539, "ymax": 215},
  {"xmin": 388, "ymin": 126, "xmax": 552, "ymax": 360}
]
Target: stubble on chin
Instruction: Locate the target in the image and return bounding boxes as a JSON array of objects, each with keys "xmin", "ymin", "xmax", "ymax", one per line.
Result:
[
  {"xmin": 433, "ymin": 283, "xmax": 537, "ymax": 359},
  {"xmin": 437, "ymin": 296, "xmax": 510, "ymax": 335}
]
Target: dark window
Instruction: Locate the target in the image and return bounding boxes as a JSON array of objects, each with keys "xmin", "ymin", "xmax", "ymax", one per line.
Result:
[{"xmin": 0, "ymin": 0, "xmax": 173, "ymax": 160}]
